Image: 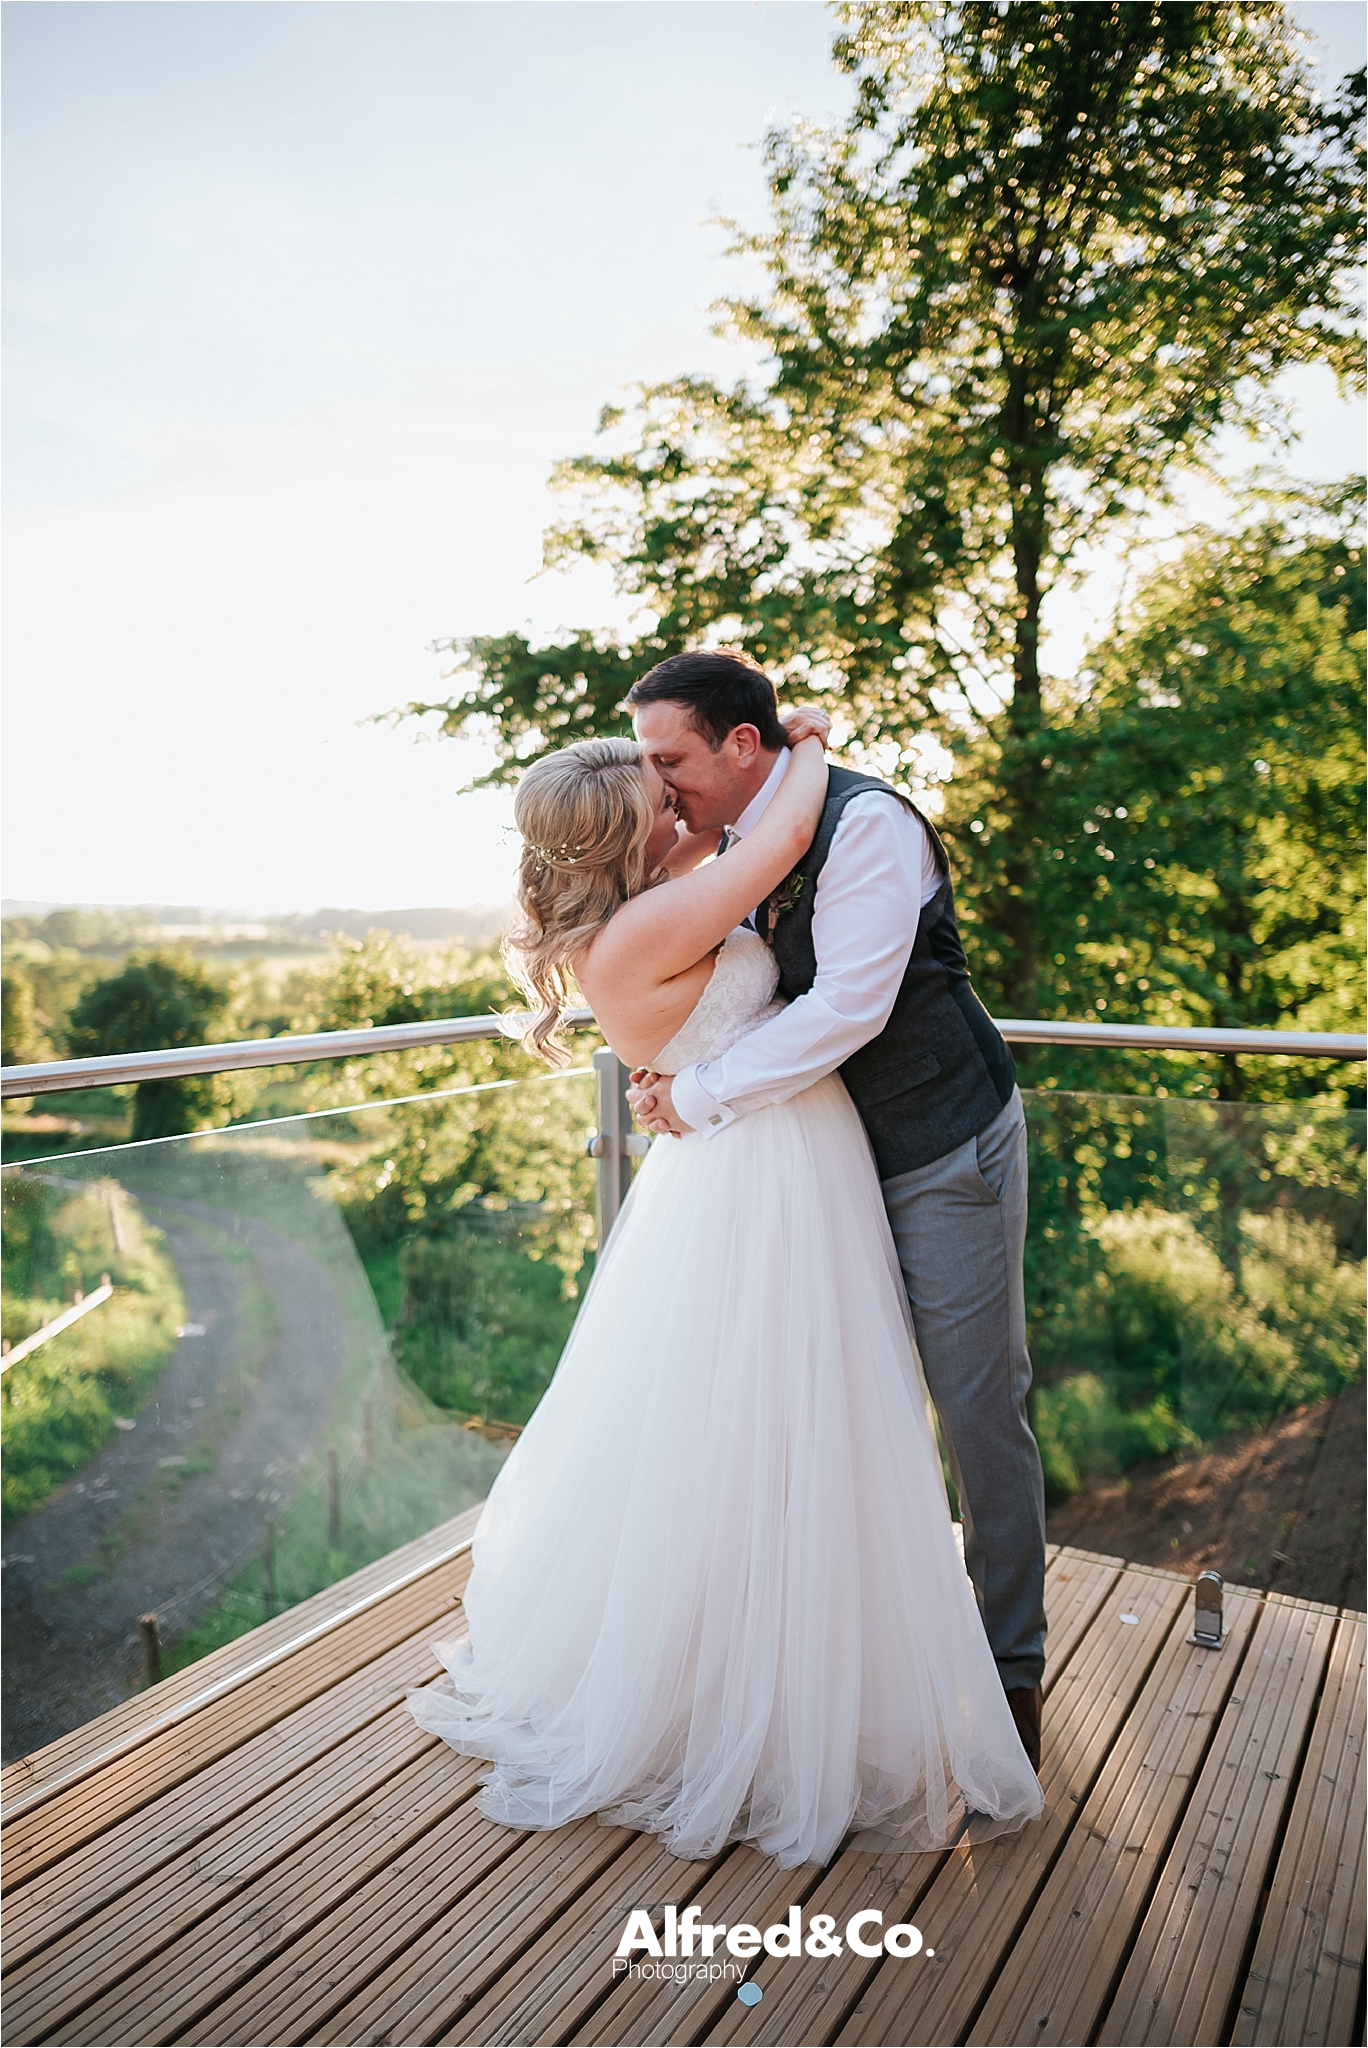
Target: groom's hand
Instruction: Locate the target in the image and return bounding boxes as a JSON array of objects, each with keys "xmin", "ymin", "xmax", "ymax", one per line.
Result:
[{"xmin": 627, "ymin": 1070, "xmax": 693, "ymax": 1139}]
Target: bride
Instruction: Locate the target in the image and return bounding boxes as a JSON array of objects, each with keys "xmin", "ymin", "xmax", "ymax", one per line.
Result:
[{"xmin": 406, "ymin": 720, "xmax": 1043, "ymax": 1869}]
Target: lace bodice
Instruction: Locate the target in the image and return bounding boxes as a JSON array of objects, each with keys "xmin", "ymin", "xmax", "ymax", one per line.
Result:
[{"xmin": 652, "ymin": 927, "xmax": 786, "ymax": 1073}]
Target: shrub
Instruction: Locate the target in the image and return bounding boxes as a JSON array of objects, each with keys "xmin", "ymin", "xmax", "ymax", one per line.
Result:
[
  {"xmin": 391, "ymin": 1218, "xmax": 579, "ymax": 1426},
  {"xmin": 1240, "ymin": 1209, "xmax": 1367, "ymax": 1406},
  {"xmin": 1033, "ymin": 1205, "xmax": 1365, "ymax": 1501}
]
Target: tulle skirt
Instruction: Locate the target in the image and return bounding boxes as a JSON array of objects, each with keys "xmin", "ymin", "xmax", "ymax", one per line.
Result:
[{"xmin": 407, "ymin": 1073, "xmax": 1043, "ymax": 1869}]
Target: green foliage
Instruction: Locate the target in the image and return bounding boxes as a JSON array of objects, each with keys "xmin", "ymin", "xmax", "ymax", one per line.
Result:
[
  {"xmin": 1, "ymin": 970, "xmax": 55, "ymax": 1068},
  {"xmin": 1, "ymin": 1181, "xmax": 185, "ymax": 1522},
  {"xmin": 1026, "ymin": 1090, "xmax": 1366, "ymax": 1502},
  {"xmin": 389, "ymin": 1, "xmax": 1363, "ymax": 1030},
  {"xmin": 283, "ymin": 935, "xmax": 600, "ymax": 1283},
  {"xmin": 1034, "ymin": 1372, "xmax": 1189, "ymax": 1501},
  {"xmin": 65, "ymin": 951, "xmax": 234, "ymax": 1140},
  {"xmin": 389, "ymin": 1222, "xmax": 580, "ymax": 1426},
  {"xmin": 1023, "ymin": 1091, "xmax": 1167, "ymax": 1363},
  {"xmin": 955, "ymin": 489, "xmax": 1365, "ymax": 1084},
  {"xmin": 3, "ymin": 907, "xmax": 156, "ymax": 953},
  {"xmin": 0, "ymin": 942, "xmax": 103, "ymax": 1066},
  {"xmin": 1089, "ymin": 1208, "xmax": 1288, "ymax": 1414},
  {"xmin": 66, "ymin": 949, "xmax": 227, "ymax": 1060},
  {"xmin": 294, "ymin": 930, "xmax": 513, "ymax": 1035},
  {"xmin": 1241, "ymin": 1208, "xmax": 1368, "ymax": 1396}
]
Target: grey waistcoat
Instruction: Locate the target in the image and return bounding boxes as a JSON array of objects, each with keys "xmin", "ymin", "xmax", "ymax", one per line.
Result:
[{"xmin": 767, "ymin": 766, "xmax": 1015, "ymax": 1179}]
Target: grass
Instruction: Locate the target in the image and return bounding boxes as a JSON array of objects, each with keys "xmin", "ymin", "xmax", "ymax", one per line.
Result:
[
  {"xmin": 386, "ymin": 1221, "xmax": 580, "ymax": 1428},
  {"xmin": 163, "ymin": 1361, "xmax": 509, "ymax": 1676},
  {"xmin": 114, "ymin": 1132, "xmax": 511, "ymax": 1676},
  {"xmin": 1, "ymin": 1179, "xmax": 185, "ymax": 1523}
]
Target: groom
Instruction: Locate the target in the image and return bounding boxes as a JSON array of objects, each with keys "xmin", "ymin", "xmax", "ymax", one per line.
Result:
[{"xmin": 626, "ymin": 648, "xmax": 1047, "ymax": 1770}]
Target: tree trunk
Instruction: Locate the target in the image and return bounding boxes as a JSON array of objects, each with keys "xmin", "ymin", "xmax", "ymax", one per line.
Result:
[{"xmin": 998, "ymin": 385, "xmax": 1047, "ymax": 1020}]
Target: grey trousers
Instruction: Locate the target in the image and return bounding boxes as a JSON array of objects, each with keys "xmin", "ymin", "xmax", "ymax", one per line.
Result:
[{"xmin": 880, "ymin": 1086, "xmax": 1047, "ymax": 1692}]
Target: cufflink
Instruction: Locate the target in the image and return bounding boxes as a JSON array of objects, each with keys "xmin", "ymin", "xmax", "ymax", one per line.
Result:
[{"xmin": 709, "ymin": 1114, "xmax": 723, "ymax": 1126}]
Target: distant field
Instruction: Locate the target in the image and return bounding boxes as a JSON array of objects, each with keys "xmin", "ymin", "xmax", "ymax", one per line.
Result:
[
  {"xmin": 1, "ymin": 903, "xmax": 518, "ymax": 1162},
  {"xmin": 1, "ymin": 901, "xmax": 511, "ymax": 950}
]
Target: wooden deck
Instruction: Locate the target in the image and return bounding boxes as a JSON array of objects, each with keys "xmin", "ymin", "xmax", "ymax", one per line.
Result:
[{"xmin": 3, "ymin": 1516, "xmax": 1363, "ymax": 2047}]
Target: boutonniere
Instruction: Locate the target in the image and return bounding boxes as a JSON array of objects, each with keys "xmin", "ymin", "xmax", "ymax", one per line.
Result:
[{"xmin": 761, "ymin": 868, "xmax": 808, "ymax": 942}]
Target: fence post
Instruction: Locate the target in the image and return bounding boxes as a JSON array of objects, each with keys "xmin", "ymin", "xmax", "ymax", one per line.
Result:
[
  {"xmin": 326, "ymin": 1445, "xmax": 341, "ymax": 1549},
  {"xmin": 589, "ymin": 1048, "xmax": 647, "ymax": 1248},
  {"xmin": 262, "ymin": 1517, "xmax": 277, "ymax": 1616},
  {"xmin": 138, "ymin": 1613, "xmax": 162, "ymax": 1687}
]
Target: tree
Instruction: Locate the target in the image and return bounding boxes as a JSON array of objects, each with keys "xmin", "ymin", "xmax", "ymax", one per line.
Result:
[
  {"xmin": 285, "ymin": 935, "xmax": 600, "ymax": 1279},
  {"xmin": 1030, "ymin": 485, "xmax": 1365, "ymax": 1092},
  {"xmin": 1, "ymin": 970, "xmax": 55, "ymax": 1069},
  {"xmin": 65, "ymin": 953, "xmax": 231, "ymax": 1141},
  {"xmin": 393, "ymin": 0, "xmax": 1363, "ymax": 1021}
]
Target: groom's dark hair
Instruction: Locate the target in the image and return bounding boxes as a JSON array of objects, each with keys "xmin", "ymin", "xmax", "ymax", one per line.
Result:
[{"xmin": 625, "ymin": 648, "xmax": 787, "ymax": 752}]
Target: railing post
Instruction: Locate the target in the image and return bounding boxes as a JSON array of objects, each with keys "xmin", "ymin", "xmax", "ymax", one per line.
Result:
[
  {"xmin": 589, "ymin": 1047, "xmax": 644, "ymax": 1248},
  {"xmin": 326, "ymin": 1445, "xmax": 341, "ymax": 1549},
  {"xmin": 138, "ymin": 1612, "xmax": 163, "ymax": 1688}
]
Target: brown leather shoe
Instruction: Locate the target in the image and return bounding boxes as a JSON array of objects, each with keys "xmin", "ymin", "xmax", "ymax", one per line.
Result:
[{"xmin": 1005, "ymin": 1683, "xmax": 1042, "ymax": 1772}]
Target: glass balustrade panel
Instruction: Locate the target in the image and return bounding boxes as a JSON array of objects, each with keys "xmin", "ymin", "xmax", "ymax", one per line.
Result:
[
  {"xmin": 1021, "ymin": 1089, "xmax": 1365, "ymax": 1507},
  {"xmin": 0, "ymin": 1067, "xmax": 597, "ymax": 1758},
  {"xmin": 4, "ymin": 1072, "xmax": 1361, "ymax": 1758}
]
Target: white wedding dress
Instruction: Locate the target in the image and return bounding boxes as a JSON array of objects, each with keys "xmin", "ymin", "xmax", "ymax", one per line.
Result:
[{"xmin": 407, "ymin": 929, "xmax": 1043, "ymax": 1868}]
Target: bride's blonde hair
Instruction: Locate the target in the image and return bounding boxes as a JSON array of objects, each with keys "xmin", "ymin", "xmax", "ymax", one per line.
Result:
[{"xmin": 503, "ymin": 737, "xmax": 658, "ymax": 1065}]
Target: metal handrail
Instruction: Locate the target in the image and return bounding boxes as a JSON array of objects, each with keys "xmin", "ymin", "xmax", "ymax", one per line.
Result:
[
  {"xmin": 1, "ymin": 1011, "xmax": 1362, "ymax": 1102},
  {"xmin": 990, "ymin": 1020, "xmax": 1366, "ymax": 1059},
  {"xmin": 0, "ymin": 1008, "xmax": 597, "ymax": 1099}
]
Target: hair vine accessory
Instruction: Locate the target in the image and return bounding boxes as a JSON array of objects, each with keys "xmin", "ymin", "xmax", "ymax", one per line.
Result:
[{"xmin": 526, "ymin": 840, "xmax": 591, "ymax": 868}]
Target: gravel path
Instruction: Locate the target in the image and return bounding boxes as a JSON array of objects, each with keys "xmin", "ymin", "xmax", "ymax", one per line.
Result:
[{"xmin": 2, "ymin": 1194, "xmax": 363, "ymax": 1761}]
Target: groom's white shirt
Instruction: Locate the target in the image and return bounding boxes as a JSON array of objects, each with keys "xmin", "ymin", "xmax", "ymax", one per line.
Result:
[{"xmin": 669, "ymin": 750, "xmax": 943, "ymax": 1138}]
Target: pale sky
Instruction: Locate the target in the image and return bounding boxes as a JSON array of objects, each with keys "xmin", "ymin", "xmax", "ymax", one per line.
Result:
[{"xmin": 4, "ymin": 0, "xmax": 1364, "ymax": 914}]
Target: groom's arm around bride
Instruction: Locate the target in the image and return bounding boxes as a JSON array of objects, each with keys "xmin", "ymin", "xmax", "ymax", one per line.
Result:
[{"xmin": 626, "ymin": 648, "xmax": 1047, "ymax": 1770}]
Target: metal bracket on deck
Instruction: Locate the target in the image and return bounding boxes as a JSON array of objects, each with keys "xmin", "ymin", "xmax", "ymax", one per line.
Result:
[{"xmin": 1188, "ymin": 1568, "xmax": 1227, "ymax": 1648}]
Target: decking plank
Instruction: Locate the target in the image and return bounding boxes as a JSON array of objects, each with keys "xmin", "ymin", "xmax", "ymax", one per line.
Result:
[
  {"xmin": 968, "ymin": 1583, "xmax": 1265, "ymax": 2046},
  {"xmin": 572, "ymin": 1844, "xmax": 826, "ymax": 2047},
  {"xmin": 1039, "ymin": 1546, "xmax": 1124, "ymax": 1679},
  {"xmin": 2, "ymin": 1595, "xmax": 469, "ymax": 1971},
  {"xmin": 178, "ymin": 1752, "xmax": 552, "ymax": 2045},
  {"xmin": 1097, "ymin": 1594, "xmax": 1338, "ymax": 2047},
  {"xmin": 693, "ymin": 1549, "xmax": 1122, "ymax": 2048},
  {"xmin": 51, "ymin": 1749, "xmax": 493, "ymax": 2047},
  {"xmin": 1231, "ymin": 1613, "xmax": 1366, "ymax": 2048},
  {"xmin": 439, "ymin": 1836, "xmax": 735, "ymax": 2046},
  {"xmin": 5, "ymin": 1700, "xmax": 444, "ymax": 2044},
  {"xmin": 11, "ymin": 1537, "xmax": 1356, "ymax": 2048},
  {"xmin": 0, "ymin": 1506, "xmax": 480, "ymax": 1815},
  {"xmin": 705, "ymin": 1843, "xmax": 950, "ymax": 2048},
  {"xmin": 833, "ymin": 1564, "xmax": 1190, "ymax": 2047},
  {"xmin": 0, "ymin": 1550, "xmax": 472, "ymax": 1893},
  {"xmin": 312, "ymin": 1815, "xmax": 641, "ymax": 2046},
  {"xmin": 209, "ymin": 1558, "xmax": 1092, "ymax": 2047}
]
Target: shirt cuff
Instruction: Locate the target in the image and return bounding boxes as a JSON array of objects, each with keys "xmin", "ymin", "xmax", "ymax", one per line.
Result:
[{"xmin": 670, "ymin": 1064, "xmax": 738, "ymax": 1137}]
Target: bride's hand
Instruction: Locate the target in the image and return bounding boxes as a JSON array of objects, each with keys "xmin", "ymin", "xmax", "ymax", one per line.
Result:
[
  {"xmin": 627, "ymin": 1070, "xmax": 688, "ymax": 1137},
  {"xmin": 778, "ymin": 704, "xmax": 833, "ymax": 749}
]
